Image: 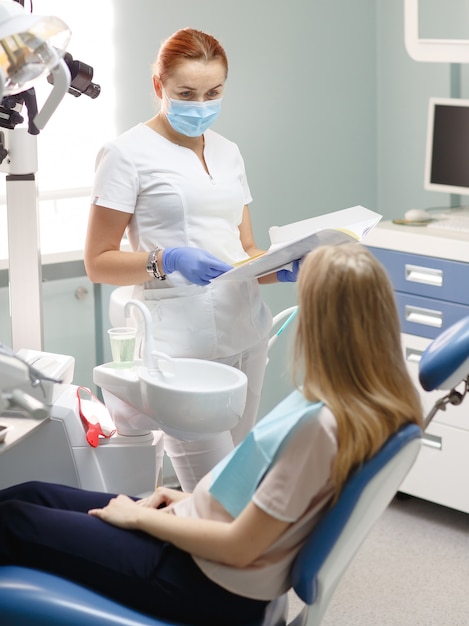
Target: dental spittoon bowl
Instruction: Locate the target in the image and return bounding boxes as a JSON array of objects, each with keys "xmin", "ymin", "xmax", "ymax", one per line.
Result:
[
  {"xmin": 93, "ymin": 354, "xmax": 248, "ymax": 441},
  {"xmin": 138, "ymin": 354, "xmax": 248, "ymax": 440}
]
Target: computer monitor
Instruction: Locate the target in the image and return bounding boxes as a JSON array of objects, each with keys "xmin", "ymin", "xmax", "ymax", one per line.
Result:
[{"xmin": 424, "ymin": 96, "xmax": 469, "ymax": 197}]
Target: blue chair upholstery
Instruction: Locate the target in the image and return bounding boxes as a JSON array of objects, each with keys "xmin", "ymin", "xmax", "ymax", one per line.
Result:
[
  {"xmin": 289, "ymin": 422, "xmax": 422, "ymax": 625},
  {"xmin": 419, "ymin": 314, "xmax": 469, "ymax": 391},
  {"xmin": 0, "ymin": 423, "xmax": 421, "ymax": 626}
]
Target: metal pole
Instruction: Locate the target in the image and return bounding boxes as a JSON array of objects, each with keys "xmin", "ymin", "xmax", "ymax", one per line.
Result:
[{"xmin": 3, "ymin": 129, "xmax": 43, "ymax": 350}]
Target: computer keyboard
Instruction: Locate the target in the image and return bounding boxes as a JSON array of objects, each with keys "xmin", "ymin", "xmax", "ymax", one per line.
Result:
[{"xmin": 426, "ymin": 216, "xmax": 469, "ymax": 233}]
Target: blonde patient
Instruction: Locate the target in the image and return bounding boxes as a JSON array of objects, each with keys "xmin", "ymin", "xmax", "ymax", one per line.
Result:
[{"xmin": 0, "ymin": 243, "xmax": 423, "ymax": 626}]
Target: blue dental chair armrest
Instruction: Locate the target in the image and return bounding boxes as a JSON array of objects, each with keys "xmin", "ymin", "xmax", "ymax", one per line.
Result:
[{"xmin": 419, "ymin": 315, "xmax": 469, "ymax": 391}]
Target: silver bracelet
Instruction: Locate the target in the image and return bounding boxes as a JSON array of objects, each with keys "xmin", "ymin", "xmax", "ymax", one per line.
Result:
[{"xmin": 146, "ymin": 247, "xmax": 166, "ymax": 280}]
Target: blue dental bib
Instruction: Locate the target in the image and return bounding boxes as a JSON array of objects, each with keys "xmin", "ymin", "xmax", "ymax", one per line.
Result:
[{"xmin": 209, "ymin": 390, "xmax": 323, "ymax": 517}]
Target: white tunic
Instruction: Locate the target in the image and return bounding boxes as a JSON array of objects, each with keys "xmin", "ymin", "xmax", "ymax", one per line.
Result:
[{"xmin": 92, "ymin": 124, "xmax": 272, "ymax": 359}]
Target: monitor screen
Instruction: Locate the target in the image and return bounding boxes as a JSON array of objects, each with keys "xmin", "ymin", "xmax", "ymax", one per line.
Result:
[{"xmin": 424, "ymin": 97, "xmax": 469, "ymax": 196}]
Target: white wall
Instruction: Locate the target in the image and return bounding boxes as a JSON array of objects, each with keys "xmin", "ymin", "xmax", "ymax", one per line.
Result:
[{"xmin": 376, "ymin": 1, "xmax": 451, "ymax": 216}]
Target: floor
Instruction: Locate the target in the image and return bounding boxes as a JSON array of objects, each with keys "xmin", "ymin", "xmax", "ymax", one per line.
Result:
[{"xmin": 288, "ymin": 494, "xmax": 469, "ymax": 625}]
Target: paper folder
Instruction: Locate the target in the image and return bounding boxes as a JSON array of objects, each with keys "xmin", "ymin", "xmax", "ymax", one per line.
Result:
[{"xmin": 215, "ymin": 205, "xmax": 382, "ymax": 282}]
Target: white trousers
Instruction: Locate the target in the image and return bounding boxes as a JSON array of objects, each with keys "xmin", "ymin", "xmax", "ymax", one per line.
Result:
[{"xmin": 163, "ymin": 338, "xmax": 269, "ymax": 492}]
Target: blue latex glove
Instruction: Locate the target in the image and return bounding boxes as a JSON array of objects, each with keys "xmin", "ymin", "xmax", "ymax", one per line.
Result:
[
  {"xmin": 162, "ymin": 247, "xmax": 233, "ymax": 286},
  {"xmin": 277, "ymin": 259, "xmax": 300, "ymax": 283}
]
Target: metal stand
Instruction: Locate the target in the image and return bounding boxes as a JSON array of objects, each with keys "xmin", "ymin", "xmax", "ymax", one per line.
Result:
[
  {"xmin": 0, "ymin": 59, "xmax": 71, "ymax": 351},
  {"xmin": 1, "ymin": 128, "xmax": 42, "ymax": 350}
]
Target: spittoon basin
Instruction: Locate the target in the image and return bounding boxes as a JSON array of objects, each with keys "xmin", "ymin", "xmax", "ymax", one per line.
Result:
[{"xmin": 93, "ymin": 355, "xmax": 248, "ymax": 440}]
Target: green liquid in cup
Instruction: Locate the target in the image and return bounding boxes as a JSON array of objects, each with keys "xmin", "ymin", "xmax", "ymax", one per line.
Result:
[{"xmin": 110, "ymin": 336, "xmax": 135, "ymax": 368}]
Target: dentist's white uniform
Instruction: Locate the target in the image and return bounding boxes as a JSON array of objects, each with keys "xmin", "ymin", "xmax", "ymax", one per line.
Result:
[{"xmin": 92, "ymin": 124, "xmax": 272, "ymax": 490}]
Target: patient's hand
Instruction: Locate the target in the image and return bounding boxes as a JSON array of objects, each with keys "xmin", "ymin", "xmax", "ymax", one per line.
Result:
[
  {"xmin": 137, "ymin": 487, "xmax": 191, "ymax": 511},
  {"xmin": 88, "ymin": 494, "xmax": 142, "ymax": 528}
]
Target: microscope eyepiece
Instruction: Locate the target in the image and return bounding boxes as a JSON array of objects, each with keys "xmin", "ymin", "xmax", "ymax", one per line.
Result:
[
  {"xmin": 63, "ymin": 53, "xmax": 101, "ymax": 99},
  {"xmin": 48, "ymin": 52, "xmax": 101, "ymax": 99}
]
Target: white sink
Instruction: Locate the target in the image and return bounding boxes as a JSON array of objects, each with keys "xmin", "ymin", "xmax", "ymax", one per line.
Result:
[{"xmin": 93, "ymin": 356, "xmax": 247, "ymax": 440}]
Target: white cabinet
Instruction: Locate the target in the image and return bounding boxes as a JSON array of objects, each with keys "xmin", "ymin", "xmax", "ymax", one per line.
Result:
[
  {"xmin": 0, "ymin": 263, "xmax": 98, "ymax": 392},
  {"xmin": 399, "ymin": 333, "xmax": 469, "ymax": 513},
  {"xmin": 366, "ymin": 222, "xmax": 469, "ymax": 513},
  {"xmin": 43, "ymin": 274, "xmax": 96, "ymax": 391}
]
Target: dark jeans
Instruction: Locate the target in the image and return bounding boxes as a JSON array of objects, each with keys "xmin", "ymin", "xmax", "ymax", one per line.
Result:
[{"xmin": 0, "ymin": 481, "xmax": 268, "ymax": 625}]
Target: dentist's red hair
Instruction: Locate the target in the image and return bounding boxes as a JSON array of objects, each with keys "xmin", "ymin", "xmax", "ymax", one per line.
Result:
[{"xmin": 152, "ymin": 27, "xmax": 228, "ymax": 84}]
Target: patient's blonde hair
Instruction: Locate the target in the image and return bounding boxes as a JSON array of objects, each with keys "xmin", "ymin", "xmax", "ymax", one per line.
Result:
[{"xmin": 294, "ymin": 243, "xmax": 423, "ymax": 499}]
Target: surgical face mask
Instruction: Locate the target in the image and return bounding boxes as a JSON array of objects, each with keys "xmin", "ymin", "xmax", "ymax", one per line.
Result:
[{"xmin": 166, "ymin": 97, "xmax": 222, "ymax": 137}]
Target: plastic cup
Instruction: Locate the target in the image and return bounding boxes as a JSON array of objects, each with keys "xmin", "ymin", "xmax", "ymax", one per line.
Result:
[{"xmin": 108, "ymin": 327, "xmax": 137, "ymax": 368}]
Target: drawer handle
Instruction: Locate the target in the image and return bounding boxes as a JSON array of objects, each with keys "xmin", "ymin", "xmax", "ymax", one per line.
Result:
[
  {"xmin": 405, "ymin": 305, "xmax": 443, "ymax": 328},
  {"xmin": 405, "ymin": 347, "xmax": 423, "ymax": 363},
  {"xmin": 422, "ymin": 433, "xmax": 442, "ymax": 451},
  {"xmin": 405, "ymin": 264, "xmax": 443, "ymax": 287}
]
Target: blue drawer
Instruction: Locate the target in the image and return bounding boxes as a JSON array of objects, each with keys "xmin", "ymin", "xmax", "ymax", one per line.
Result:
[
  {"xmin": 395, "ymin": 292, "xmax": 469, "ymax": 339},
  {"xmin": 368, "ymin": 246, "xmax": 469, "ymax": 305}
]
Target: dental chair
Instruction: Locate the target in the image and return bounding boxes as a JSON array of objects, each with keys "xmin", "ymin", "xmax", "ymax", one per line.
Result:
[
  {"xmin": 4, "ymin": 312, "xmax": 469, "ymax": 625},
  {"xmin": 0, "ymin": 422, "xmax": 421, "ymax": 626}
]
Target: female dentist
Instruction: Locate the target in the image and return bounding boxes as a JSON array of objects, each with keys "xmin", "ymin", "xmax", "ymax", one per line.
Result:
[{"xmin": 84, "ymin": 27, "xmax": 298, "ymax": 491}]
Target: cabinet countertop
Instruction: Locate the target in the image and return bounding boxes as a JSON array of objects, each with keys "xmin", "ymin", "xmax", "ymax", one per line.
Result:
[
  {"xmin": 0, "ymin": 414, "xmax": 47, "ymax": 454},
  {"xmin": 0, "ymin": 242, "xmax": 132, "ymax": 273},
  {"xmin": 365, "ymin": 220, "xmax": 469, "ymax": 263},
  {"xmin": 0, "ymin": 249, "xmax": 86, "ymax": 272}
]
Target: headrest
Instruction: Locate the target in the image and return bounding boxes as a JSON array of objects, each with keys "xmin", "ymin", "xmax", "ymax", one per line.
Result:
[{"xmin": 419, "ymin": 316, "xmax": 469, "ymax": 391}]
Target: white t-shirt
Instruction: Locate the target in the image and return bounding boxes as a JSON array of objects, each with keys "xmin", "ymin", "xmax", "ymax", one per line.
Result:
[{"xmin": 173, "ymin": 405, "xmax": 338, "ymax": 600}]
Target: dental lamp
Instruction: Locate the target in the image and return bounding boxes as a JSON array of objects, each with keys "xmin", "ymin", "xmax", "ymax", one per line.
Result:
[
  {"xmin": 0, "ymin": 0, "xmax": 71, "ymax": 132},
  {"xmin": 0, "ymin": 0, "xmax": 98, "ymax": 352}
]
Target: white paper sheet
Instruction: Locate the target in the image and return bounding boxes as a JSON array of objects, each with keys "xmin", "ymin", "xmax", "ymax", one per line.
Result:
[
  {"xmin": 214, "ymin": 205, "xmax": 382, "ymax": 283},
  {"xmin": 268, "ymin": 205, "xmax": 381, "ymax": 245}
]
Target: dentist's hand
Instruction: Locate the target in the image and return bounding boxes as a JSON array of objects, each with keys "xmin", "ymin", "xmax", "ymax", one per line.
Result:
[
  {"xmin": 277, "ymin": 259, "xmax": 300, "ymax": 283},
  {"xmin": 162, "ymin": 247, "xmax": 232, "ymax": 285}
]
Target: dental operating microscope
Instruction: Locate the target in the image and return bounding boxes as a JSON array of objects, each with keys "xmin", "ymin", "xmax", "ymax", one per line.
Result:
[{"xmin": 0, "ymin": 45, "xmax": 101, "ymax": 352}]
